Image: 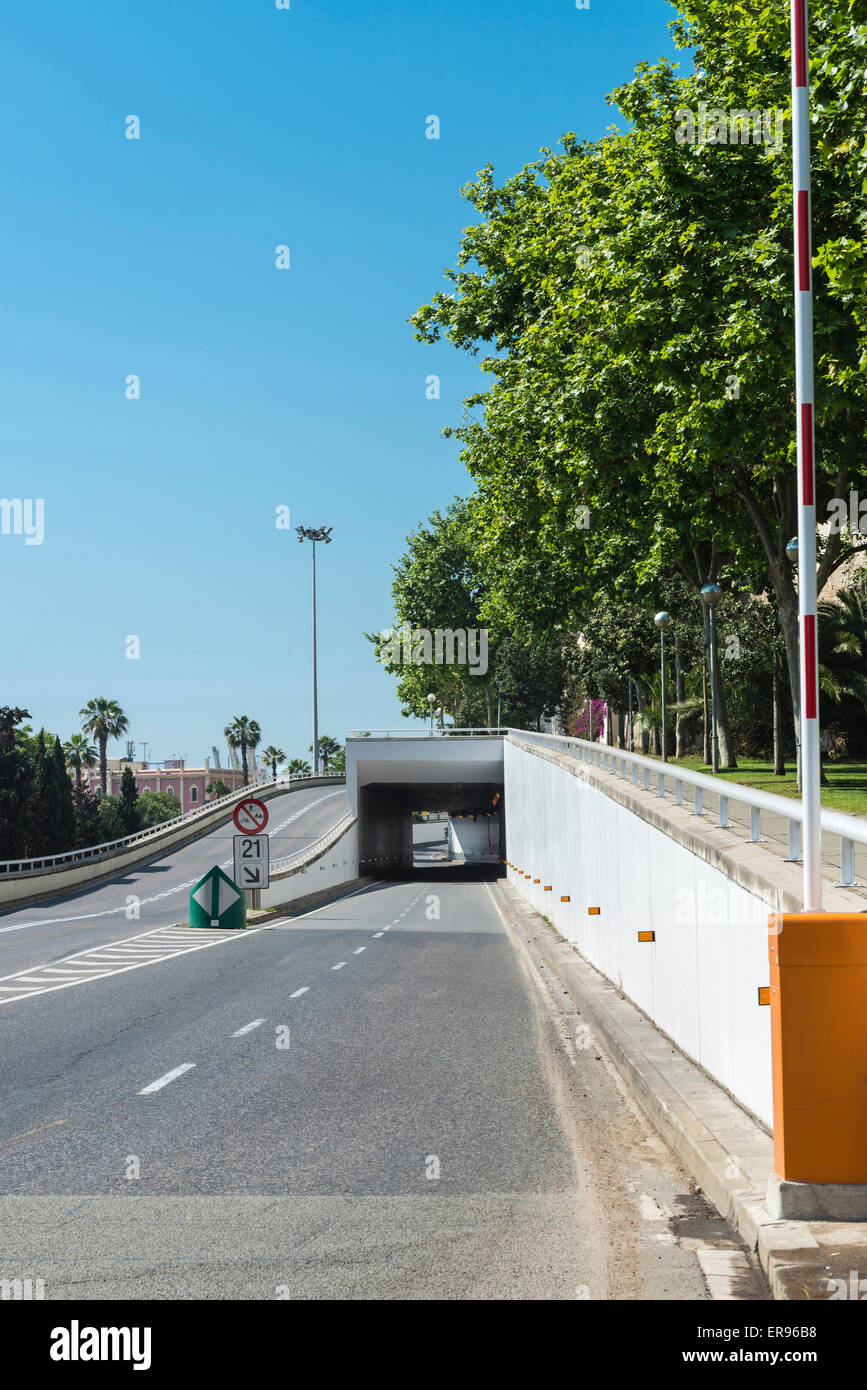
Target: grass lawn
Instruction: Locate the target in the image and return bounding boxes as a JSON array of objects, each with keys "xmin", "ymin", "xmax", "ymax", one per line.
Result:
[{"xmin": 655, "ymin": 754, "xmax": 867, "ymax": 817}]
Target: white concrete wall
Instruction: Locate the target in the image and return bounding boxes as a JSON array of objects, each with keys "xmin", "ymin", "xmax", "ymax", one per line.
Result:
[
  {"xmin": 448, "ymin": 817, "xmax": 500, "ymax": 860},
  {"xmin": 260, "ymin": 823, "xmax": 358, "ymax": 909},
  {"xmin": 504, "ymin": 740, "xmax": 772, "ymax": 1126}
]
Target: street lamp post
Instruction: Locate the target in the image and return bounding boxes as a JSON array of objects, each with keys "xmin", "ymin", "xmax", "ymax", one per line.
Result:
[
  {"xmin": 654, "ymin": 612, "xmax": 671, "ymax": 761},
  {"xmin": 701, "ymin": 584, "xmax": 722, "ymax": 776},
  {"xmin": 627, "ymin": 677, "xmax": 633, "ymax": 752},
  {"xmin": 296, "ymin": 525, "xmax": 333, "ymax": 777},
  {"xmin": 427, "ymin": 692, "xmax": 436, "ymax": 736}
]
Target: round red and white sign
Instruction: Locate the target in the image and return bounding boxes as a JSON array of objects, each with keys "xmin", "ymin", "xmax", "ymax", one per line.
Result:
[{"xmin": 232, "ymin": 797, "xmax": 269, "ymax": 834}]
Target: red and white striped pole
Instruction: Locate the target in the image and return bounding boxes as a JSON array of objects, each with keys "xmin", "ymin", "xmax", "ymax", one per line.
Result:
[{"xmin": 791, "ymin": 0, "xmax": 822, "ymax": 910}]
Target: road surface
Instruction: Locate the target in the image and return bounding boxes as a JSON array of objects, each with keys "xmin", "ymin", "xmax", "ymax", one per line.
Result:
[{"xmin": 0, "ymin": 859, "xmax": 764, "ymax": 1300}]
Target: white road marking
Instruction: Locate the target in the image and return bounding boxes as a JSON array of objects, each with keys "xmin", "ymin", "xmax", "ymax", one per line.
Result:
[
  {"xmin": 290, "ymin": 987, "xmax": 310, "ymax": 998},
  {"xmin": 138, "ymin": 1063, "xmax": 196, "ymax": 1095},
  {"xmin": 372, "ymin": 931, "xmax": 384, "ymax": 938},
  {"xmin": 353, "ymin": 947, "xmax": 366, "ymax": 954},
  {"xmin": 332, "ymin": 962, "xmax": 346, "ymax": 970},
  {"xmin": 232, "ymin": 1019, "xmax": 266, "ymax": 1036}
]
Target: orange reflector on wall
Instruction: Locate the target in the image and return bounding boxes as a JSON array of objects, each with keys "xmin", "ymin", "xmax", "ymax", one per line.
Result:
[
  {"xmin": 544, "ymin": 885, "xmax": 552, "ymax": 891},
  {"xmin": 588, "ymin": 907, "xmax": 601, "ymax": 916},
  {"xmin": 533, "ymin": 878, "xmax": 540, "ymax": 884},
  {"xmin": 638, "ymin": 931, "xmax": 655, "ymax": 943},
  {"xmin": 758, "ymin": 986, "xmax": 770, "ymax": 1006},
  {"xmin": 560, "ymin": 896, "xmax": 570, "ymax": 902}
]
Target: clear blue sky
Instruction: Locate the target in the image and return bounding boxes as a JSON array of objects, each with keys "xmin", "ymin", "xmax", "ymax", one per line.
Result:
[{"xmin": 0, "ymin": 0, "xmax": 680, "ymax": 768}]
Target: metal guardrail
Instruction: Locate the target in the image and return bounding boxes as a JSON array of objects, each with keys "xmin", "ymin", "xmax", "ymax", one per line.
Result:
[
  {"xmin": 0, "ymin": 772, "xmax": 344, "ymax": 877},
  {"xmin": 511, "ymin": 728, "xmax": 867, "ymax": 889},
  {"xmin": 270, "ymin": 812, "xmax": 355, "ymax": 875}
]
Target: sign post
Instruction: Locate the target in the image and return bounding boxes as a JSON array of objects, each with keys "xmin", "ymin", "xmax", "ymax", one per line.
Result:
[{"xmin": 232, "ymin": 798, "xmax": 271, "ymax": 913}]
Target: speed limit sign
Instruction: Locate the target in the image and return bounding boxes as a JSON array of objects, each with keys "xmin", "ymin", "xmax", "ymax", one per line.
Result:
[{"xmin": 232, "ymin": 797, "xmax": 269, "ymax": 834}]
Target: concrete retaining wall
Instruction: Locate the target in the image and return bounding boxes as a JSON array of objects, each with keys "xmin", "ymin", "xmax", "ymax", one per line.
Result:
[
  {"xmin": 260, "ymin": 820, "xmax": 359, "ymax": 910},
  {"xmin": 504, "ymin": 738, "xmax": 773, "ymax": 1126}
]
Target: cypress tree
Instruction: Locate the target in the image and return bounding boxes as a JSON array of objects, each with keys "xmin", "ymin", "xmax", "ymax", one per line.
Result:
[
  {"xmin": 72, "ymin": 783, "xmax": 102, "ymax": 849},
  {"xmin": 48, "ymin": 737, "xmax": 76, "ymax": 852},
  {"xmin": 0, "ymin": 706, "xmax": 33, "ymax": 859},
  {"xmin": 118, "ymin": 765, "xmax": 140, "ymax": 836}
]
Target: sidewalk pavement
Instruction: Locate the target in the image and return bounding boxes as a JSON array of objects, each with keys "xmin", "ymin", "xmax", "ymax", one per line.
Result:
[{"xmin": 496, "ymin": 879, "xmax": 867, "ymax": 1301}]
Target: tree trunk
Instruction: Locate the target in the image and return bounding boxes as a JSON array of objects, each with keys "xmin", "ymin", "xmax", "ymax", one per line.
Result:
[
  {"xmin": 99, "ymin": 736, "xmax": 108, "ymax": 796},
  {"xmin": 674, "ymin": 634, "xmax": 686, "ymax": 759},
  {"xmin": 702, "ymin": 667, "xmax": 709, "ymax": 765},
  {"xmin": 702, "ymin": 602, "xmax": 738, "ymax": 768},
  {"xmin": 483, "ymin": 683, "xmax": 493, "ymax": 729},
  {"xmin": 241, "ymin": 742, "xmax": 249, "ymax": 786},
  {"xmin": 773, "ymin": 660, "xmax": 785, "ymax": 775}
]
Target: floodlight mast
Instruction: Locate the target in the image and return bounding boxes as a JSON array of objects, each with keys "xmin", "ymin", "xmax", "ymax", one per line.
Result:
[{"xmin": 296, "ymin": 525, "xmax": 333, "ymax": 775}]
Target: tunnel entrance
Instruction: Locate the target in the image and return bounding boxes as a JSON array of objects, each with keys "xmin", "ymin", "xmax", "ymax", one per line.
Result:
[
  {"xmin": 358, "ymin": 780, "xmax": 504, "ymax": 877},
  {"xmin": 347, "ymin": 733, "xmax": 506, "ymax": 879}
]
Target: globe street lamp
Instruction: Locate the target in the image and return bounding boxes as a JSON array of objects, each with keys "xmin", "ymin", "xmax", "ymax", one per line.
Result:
[
  {"xmin": 700, "ymin": 584, "xmax": 722, "ymax": 775},
  {"xmin": 427, "ymin": 692, "xmax": 436, "ymax": 736},
  {"xmin": 654, "ymin": 611, "xmax": 672, "ymax": 761},
  {"xmin": 296, "ymin": 525, "xmax": 333, "ymax": 776}
]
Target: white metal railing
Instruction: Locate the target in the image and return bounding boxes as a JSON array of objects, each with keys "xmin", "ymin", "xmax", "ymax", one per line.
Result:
[
  {"xmin": 270, "ymin": 812, "xmax": 355, "ymax": 875},
  {"xmin": 348, "ymin": 728, "xmax": 508, "ymax": 739},
  {"xmin": 0, "ymin": 772, "xmax": 345, "ymax": 877},
  {"xmin": 510, "ymin": 728, "xmax": 867, "ymax": 888}
]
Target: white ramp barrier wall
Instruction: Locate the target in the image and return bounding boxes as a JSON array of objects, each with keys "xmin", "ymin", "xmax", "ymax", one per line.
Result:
[
  {"xmin": 259, "ymin": 817, "xmax": 359, "ymax": 910},
  {"xmin": 504, "ymin": 738, "xmax": 772, "ymax": 1127}
]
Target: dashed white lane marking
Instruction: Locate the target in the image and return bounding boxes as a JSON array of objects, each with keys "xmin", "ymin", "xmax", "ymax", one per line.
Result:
[
  {"xmin": 290, "ymin": 987, "xmax": 310, "ymax": 998},
  {"xmin": 138, "ymin": 1063, "xmax": 196, "ymax": 1095},
  {"xmin": 332, "ymin": 962, "xmax": 346, "ymax": 970},
  {"xmin": 373, "ymin": 932, "xmax": 384, "ymax": 938},
  {"xmin": 0, "ymin": 924, "xmax": 264, "ymax": 1006},
  {"xmin": 232, "ymin": 1019, "xmax": 266, "ymax": 1036},
  {"xmin": 353, "ymin": 947, "xmax": 366, "ymax": 954}
]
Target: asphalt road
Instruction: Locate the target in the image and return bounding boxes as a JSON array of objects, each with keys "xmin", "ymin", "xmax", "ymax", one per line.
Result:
[
  {"xmin": 0, "ymin": 785, "xmax": 347, "ymax": 977},
  {"xmin": 0, "ymin": 861, "xmax": 763, "ymax": 1300}
]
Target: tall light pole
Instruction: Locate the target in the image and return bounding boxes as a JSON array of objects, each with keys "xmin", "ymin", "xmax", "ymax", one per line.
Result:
[
  {"xmin": 427, "ymin": 692, "xmax": 436, "ymax": 736},
  {"xmin": 790, "ymin": 0, "xmax": 821, "ymax": 910},
  {"xmin": 296, "ymin": 525, "xmax": 333, "ymax": 777},
  {"xmin": 701, "ymin": 585, "xmax": 722, "ymax": 776},
  {"xmin": 654, "ymin": 611, "xmax": 671, "ymax": 761}
]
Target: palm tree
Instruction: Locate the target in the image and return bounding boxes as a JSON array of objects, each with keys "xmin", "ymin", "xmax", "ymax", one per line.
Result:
[
  {"xmin": 224, "ymin": 716, "xmax": 261, "ymax": 786},
  {"xmin": 287, "ymin": 757, "xmax": 311, "ymax": 777},
  {"xmin": 309, "ymin": 734, "xmax": 340, "ymax": 772},
  {"xmin": 63, "ymin": 733, "xmax": 97, "ymax": 790},
  {"xmin": 261, "ymin": 745, "xmax": 285, "ymax": 780},
  {"xmin": 79, "ymin": 699, "xmax": 129, "ymax": 796}
]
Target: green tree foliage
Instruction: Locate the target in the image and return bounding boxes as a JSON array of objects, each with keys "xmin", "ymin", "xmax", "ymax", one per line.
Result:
[
  {"xmin": 79, "ymin": 698, "xmax": 129, "ymax": 796},
  {"xmin": 224, "ymin": 716, "xmax": 261, "ymax": 786},
  {"xmin": 310, "ymin": 735, "xmax": 341, "ymax": 772},
  {"xmin": 0, "ymin": 707, "xmax": 34, "ymax": 859},
  {"xmin": 206, "ymin": 778, "xmax": 231, "ymax": 800},
  {"xmin": 72, "ymin": 783, "xmax": 102, "ymax": 849},
  {"xmin": 260, "ymin": 745, "xmax": 285, "ymax": 779},
  {"xmin": 137, "ymin": 790, "xmax": 182, "ymax": 827},
  {"xmin": 63, "ymin": 733, "xmax": 97, "ymax": 789},
  {"xmin": 411, "ymin": 0, "xmax": 867, "ymax": 759},
  {"xmin": 118, "ymin": 765, "xmax": 140, "ymax": 836},
  {"xmin": 286, "ymin": 759, "xmax": 311, "ymax": 777}
]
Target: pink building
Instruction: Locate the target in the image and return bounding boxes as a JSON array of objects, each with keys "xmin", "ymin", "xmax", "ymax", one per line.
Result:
[{"xmin": 87, "ymin": 757, "xmax": 249, "ymax": 813}]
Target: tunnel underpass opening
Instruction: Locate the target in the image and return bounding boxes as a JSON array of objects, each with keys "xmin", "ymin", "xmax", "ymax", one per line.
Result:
[{"xmin": 359, "ymin": 781, "xmax": 504, "ymax": 877}]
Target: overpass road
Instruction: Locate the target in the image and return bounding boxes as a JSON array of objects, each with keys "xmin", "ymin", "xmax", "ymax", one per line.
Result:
[
  {"xmin": 0, "ymin": 786, "xmax": 348, "ymax": 978},
  {"xmin": 0, "ymin": 861, "xmax": 764, "ymax": 1300}
]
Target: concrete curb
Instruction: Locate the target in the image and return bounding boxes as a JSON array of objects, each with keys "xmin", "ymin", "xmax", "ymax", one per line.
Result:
[{"xmin": 494, "ymin": 880, "xmax": 867, "ymax": 1301}]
